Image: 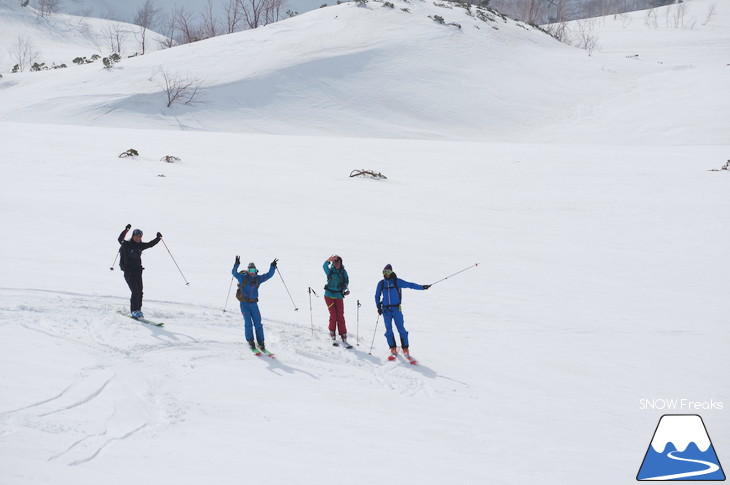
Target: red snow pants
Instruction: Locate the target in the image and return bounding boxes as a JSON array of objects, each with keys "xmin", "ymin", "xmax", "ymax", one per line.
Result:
[{"xmin": 325, "ymin": 296, "xmax": 347, "ymax": 338}]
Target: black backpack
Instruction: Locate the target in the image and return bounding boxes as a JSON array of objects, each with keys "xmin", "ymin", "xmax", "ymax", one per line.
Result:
[{"xmin": 235, "ymin": 273, "xmax": 259, "ymax": 302}]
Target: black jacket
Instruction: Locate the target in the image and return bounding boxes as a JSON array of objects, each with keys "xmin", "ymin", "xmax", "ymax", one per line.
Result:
[{"xmin": 118, "ymin": 229, "xmax": 161, "ymax": 272}]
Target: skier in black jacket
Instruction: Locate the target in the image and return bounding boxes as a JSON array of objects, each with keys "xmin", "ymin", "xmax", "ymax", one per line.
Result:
[{"xmin": 118, "ymin": 224, "xmax": 161, "ymax": 318}]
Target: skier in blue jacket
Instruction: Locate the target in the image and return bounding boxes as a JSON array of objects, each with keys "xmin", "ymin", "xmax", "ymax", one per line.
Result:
[
  {"xmin": 374, "ymin": 264, "xmax": 430, "ymax": 357},
  {"xmin": 232, "ymin": 255, "xmax": 277, "ymax": 351}
]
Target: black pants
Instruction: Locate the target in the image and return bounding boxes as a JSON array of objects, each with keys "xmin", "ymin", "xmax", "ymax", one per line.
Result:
[{"xmin": 123, "ymin": 270, "xmax": 144, "ymax": 313}]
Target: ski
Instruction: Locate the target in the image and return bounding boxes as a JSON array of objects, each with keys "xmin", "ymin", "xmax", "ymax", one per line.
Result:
[
  {"xmin": 332, "ymin": 340, "xmax": 340, "ymax": 347},
  {"xmin": 117, "ymin": 310, "xmax": 164, "ymax": 327},
  {"xmin": 343, "ymin": 342, "xmax": 353, "ymax": 349},
  {"xmin": 386, "ymin": 348, "xmax": 417, "ymax": 365},
  {"xmin": 261, "ymin": 349, "xmax": 276, "ymax": 358},
  {"xmin": 250, "ymin": 347, "xmax": 262, "ymax": 356}
]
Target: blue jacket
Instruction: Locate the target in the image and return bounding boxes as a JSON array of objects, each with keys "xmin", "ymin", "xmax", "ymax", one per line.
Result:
[
  {"xmin": 232, "ymin": 263, "xmax": 276, "ymax": 301},
  {"xmin": 323, "ymin": 261, "xmax": 349, "ymax": 299},
  {"xmin": 375, "ymin": 275, "xmax": 424, "ymax": 310}
]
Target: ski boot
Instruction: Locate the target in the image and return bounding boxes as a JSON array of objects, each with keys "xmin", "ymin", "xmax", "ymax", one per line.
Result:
[{"xmin": 388, "ymin": 346, "xmax": 398, "ymax": 361}]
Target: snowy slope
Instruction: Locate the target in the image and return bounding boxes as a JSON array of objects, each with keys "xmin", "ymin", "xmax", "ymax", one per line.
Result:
[
  {"xmin": 0, "ymin": 0, "xmax": 168, "ymax": 69},
  {"xmin": 1, "ymin": 1, "xmax": 729, "ymax": 484},
  {"xmin": 1, "ymin": 123, "xmax": 728, "ymax": 485},
  {"xmin": 1, "ymin": 0, "xmax": 727, "ymax": 143}
]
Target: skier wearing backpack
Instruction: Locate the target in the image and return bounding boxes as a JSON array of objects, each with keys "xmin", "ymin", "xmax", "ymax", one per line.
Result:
[
  {"xmin": 323, "ymin": 255, "xmax": 350, "ymax": 347},
  {"xmin": 232, "ymin": 255, "xmax": 277, "ymax": 352},
  {"xmin": 117, "ymin": 224, "xmax": 162, "ymax": 319},
  {"xmin": 374, "ymin": 264, "xmax": 430, "ymax": 357}
]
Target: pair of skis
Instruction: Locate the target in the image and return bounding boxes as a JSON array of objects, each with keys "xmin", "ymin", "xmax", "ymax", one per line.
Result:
[
  {"xmin": 117, "ymin": 310, "xmax": 164, "ymax": 327},
  {"xmin": 250, "ymin": 347, "xmax": 275, "ymax": 358},
  {"xmin": 332, "ymin": 339, "xmax": 353, "ymax": 349},
  {"xmin": 388, "ymin": 348, "xmax": 417, "ymax": 365}
]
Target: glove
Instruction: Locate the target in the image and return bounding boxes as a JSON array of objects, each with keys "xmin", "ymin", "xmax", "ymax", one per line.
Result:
[
  {"xmin": 343, "ymin": 289, "xmax": 350, "ymax": 296},
  {"xmin": 377, "ymin": 305, "xmax": 383, "ymax": 315},
  {"xmin": 423, "ymin": 284, "xmax": 431, "ymax": 290},
  {"xmin": 271, "ymin": 258, "xmax": 278, "ymax": 268},
  {"xmin": 125, "ymin": 224, "xmax": 131, "ymax": 230},
  {"xmin": 157, "ymin": 232, "xmax": 162, "ymax": 238},
  {"xmin": 235, "ymin": 255, "xmax": 241, "ymax": 265}
]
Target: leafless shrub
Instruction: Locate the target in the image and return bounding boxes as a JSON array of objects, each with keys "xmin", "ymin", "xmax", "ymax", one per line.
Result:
[
  {"xmin": 223, "ymin": 0, "xmax": 244, "ymax": 33},
  {"xmin": 161, "ymin": 155, "xmax": 181, "ymax": 163},
  {"xmin": 101, "ymin": 23, "xmax": 129, "ymax": 55},
  {"xmin": 574, "ymin": 19, "xmax": 599, "ymax": 56},
  {"xmin": 133, "ymin": 0, "xmax": 160, "ymax": 55},
  {"xmin": 237, "ymin": 0, "xmax": 285, "ymax": 29},
  {"xmin": 8, "ymin": 35, "xmax": 40, "ymax": 72},
  {"xmin": 619, "ymin": 12, "xmax": 631, "ymax": 28},
  {"xmin": 119, "ymin": 148, "xmax": 139, "ymax": 158},
  {"xmin": 350, "ymin": 169, "xmax": 387, "ymax": 180},
  {"xmin": 644, "ymin": 8, "xmax": 658, "ymax": 28},
  {"xmin": 157, "ymin": 67, "xmax": 204, "ymax": 108},
  {"xmin": 201, "ymin": 0, "xmax": 221, "ymax": 39},
  {"xmin": 36, "ymin": 0, "xmax": 62, "ymax": 18},
  {"xmin": 669, "ymin": 1, "xmax": 689, "ymax": 28},
  {"xmin": 703, "ymin": 3, "xmax": 717, "ymax": 25}
]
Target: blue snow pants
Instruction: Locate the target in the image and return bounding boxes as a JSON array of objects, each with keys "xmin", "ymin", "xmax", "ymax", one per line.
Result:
[
  {"xmin": 240, "ymin": 301, "xmax": 265, "ymax": 343},
  {"xmin": 383, "ymin": 307, "xmax": 409, "ymax": 348}
]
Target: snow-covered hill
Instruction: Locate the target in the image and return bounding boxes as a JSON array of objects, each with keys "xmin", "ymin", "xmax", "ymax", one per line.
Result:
[
  {"xmin": 0, "ymin": 0, "xmax": 168, "ymax": 69},
  {"xmin": 0, "ymin": 1, "xmax": 729, "ymax": 484},
  {"xmin": 1, "ymin": 0, "xmax": 727, "ymax": 143}
]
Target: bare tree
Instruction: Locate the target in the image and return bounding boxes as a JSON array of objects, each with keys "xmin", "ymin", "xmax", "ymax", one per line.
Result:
[
  {"xmin": 201, "ymin": 0, "xmax": 221, "ymax": 39},
  {"xmin": 157, "ymin": 67, "xmax": 204, "ymax": 108},
  {"xmin": 670, "ymin": 1, "xmax": 689, "ymax": 28},
  {"xmin": 223, "ymin": 0, "xmax": 244, "ymax": 33},
  {"xmin": 703, "ymin": 3, "xmax": 717, "ymax": 25},
  {"xmin": 133, "ymin": 0, "xmax": 160, "ymax": 55},
  {"xmin": 101, "ymin": 23, "xmax": 129, "ymax": 55},
  {"xmin": 574, "ymin": 19, "xmax": 599, "ymax": 56},
  {"xmin": 237, "ymin": 0, "xmax": 284, "ymax": 29},
  {"xmin": 157, "ymin": 9, "xmax": 178, "ymax": 48},
  {"xmin": 36, "ymin": 0, "xmax": 62, "ymax": 18},
  {"xmin": 174, "ymin": 6, "xmax": 202, "ymax": 44},
  {"xmin": 8, "ymin": 35, "xmax": 40, "ymax": 72}
]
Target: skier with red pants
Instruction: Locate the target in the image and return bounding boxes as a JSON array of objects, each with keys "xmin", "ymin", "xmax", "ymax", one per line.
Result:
[
  {"xmin": 374, "ymin": 264, "xmax": 430, "ymax": 357},
  {"xmin": 323, "ymin": 255, "xmax": 350, "ymax": 347}
]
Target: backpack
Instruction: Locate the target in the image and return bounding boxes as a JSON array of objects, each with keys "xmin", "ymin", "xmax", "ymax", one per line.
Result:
[
  {"xmin": 118, "ymin": 246, "xmax": 126, "ymax": 271},
  {"xmin": 380, "ymin": 274, "xmax": 402, "ymax": 308},
  {"xmin": 235, "ymin": 273, "xmax": 259, "ymax": 302},
  {"xmin": 324, "ymin": 266, "xmax": 348, "ymax": 295}
]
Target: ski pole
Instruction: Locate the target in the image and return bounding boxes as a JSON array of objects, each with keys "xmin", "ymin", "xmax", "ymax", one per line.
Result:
[
  {"xmin": 368, "ymin": 314, "xmax": 380, "ymax": 355},
  {"xmin": 161, "ymin": 238, "xmax": 190, "ymax": 285},
  {"xmin": 223, "ymin": 276, "xmax": 235, "ymax": 313},
  {"xmin": 429, "ymin": 262, "xmax": 480, "ymax": 286},
  {"xmin": 110, "ymin": 250, "xmax": 119, "ymax": 271},
  {"xmin": 356, "ymin": 299, "xmax": 361, "ymax": 346},
  {"xmin": 276, "ymin": 265, "xmax": 298, "ymax": 311},
  {"xmin": 308, "ymin": 287, "xmax": 319, "ymax": 335}
]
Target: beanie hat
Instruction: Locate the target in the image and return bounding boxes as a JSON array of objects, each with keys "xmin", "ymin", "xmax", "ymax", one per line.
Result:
[
  {"xmin": 247, "ymin": 262, "xmax": 257, "ymax": 270},
  {"xmin": 132, "ymin": 229, "xmax": 143, "ymax": 236},
  {"xmin": 383, "ymin": 264, "xmax": 393, "ymax": 271}
]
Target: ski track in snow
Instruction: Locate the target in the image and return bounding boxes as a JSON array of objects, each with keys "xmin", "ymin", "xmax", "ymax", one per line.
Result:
[{"xmin": 0, "ymin": 288, "xmax": 474, "ymax": 466}]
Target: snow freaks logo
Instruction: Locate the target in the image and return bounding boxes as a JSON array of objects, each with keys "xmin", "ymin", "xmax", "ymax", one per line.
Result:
[{"xmin": 637, "ymin": 414, "xmax": 726, "ymax": 481}]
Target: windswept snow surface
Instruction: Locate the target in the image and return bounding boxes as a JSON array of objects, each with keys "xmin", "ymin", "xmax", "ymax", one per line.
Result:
[
  {"xmin": 1, "ymin": 0, "xmax": 728, "ymax": 143},
  {"xmin": 0, "ymin": 0, "xmax": 729, "ymax": 484}
]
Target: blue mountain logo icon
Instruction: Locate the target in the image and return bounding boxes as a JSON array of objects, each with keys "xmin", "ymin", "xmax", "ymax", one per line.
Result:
[{"xmin": 637, "ymin": 414, "xmax": 725, "ymax": 481}]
